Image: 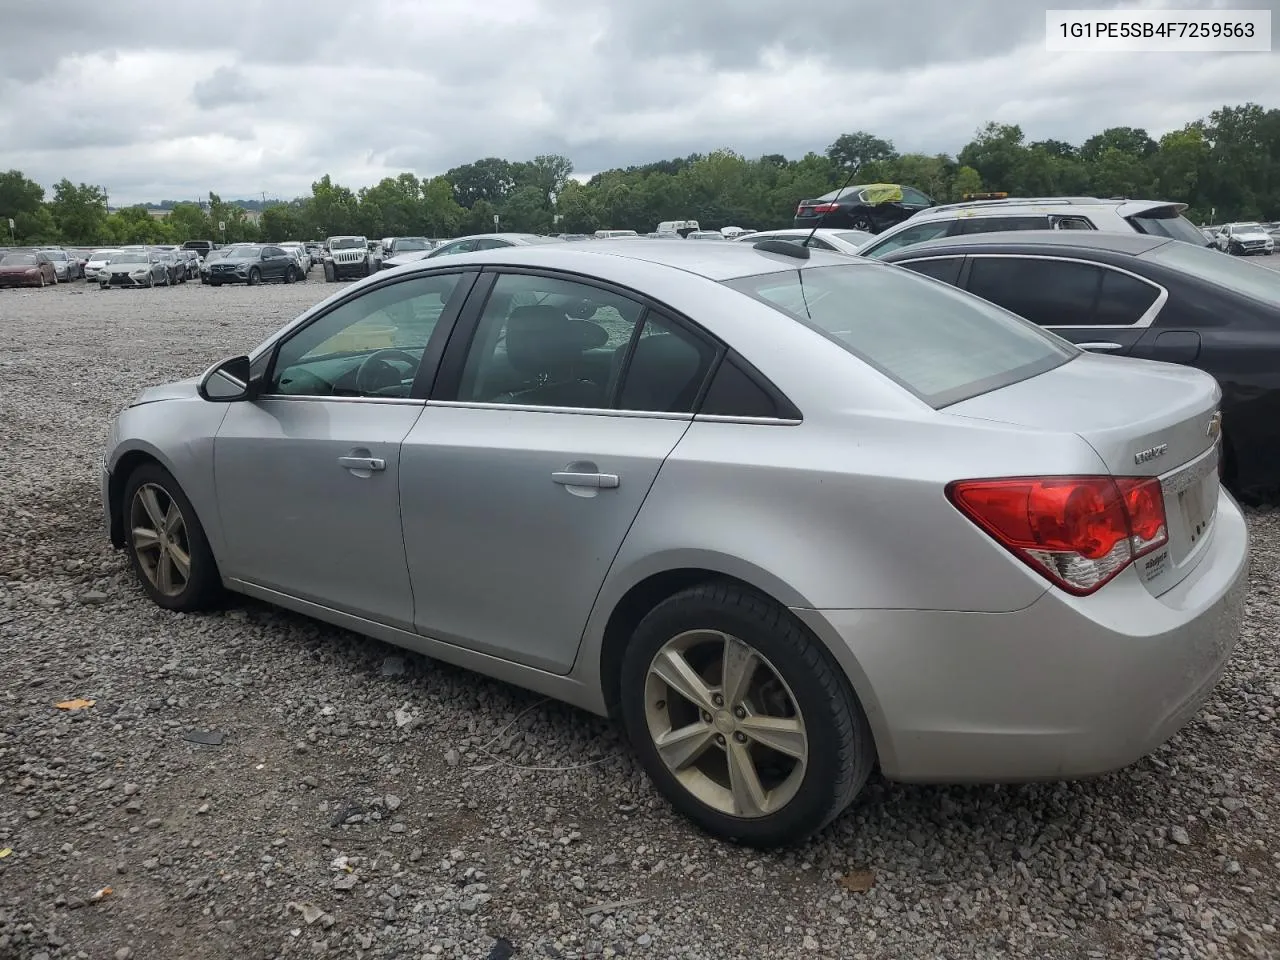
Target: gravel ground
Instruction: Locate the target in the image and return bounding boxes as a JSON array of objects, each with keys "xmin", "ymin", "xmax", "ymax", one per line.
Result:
[{"xmin": 1, "ymin": 274, "xmax": 1278, "ymax": 960}]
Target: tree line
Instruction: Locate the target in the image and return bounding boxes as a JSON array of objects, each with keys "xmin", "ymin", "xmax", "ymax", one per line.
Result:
[{"xmin": 1, "ymin": 103, "xmax": 1275, "ymax": 248}]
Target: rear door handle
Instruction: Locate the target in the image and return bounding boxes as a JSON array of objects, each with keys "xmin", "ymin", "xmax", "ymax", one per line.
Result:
[
  {"xmin": 552, "ymin": 471, "xmax": 619, "ymax": 489},
  {"xmin": 1076, "ymin": 341, "xmax": 1124, "ymax": 351},
  {"xmin": 338, "ymin": 456, "xmax": 386, "ymax": 471}
]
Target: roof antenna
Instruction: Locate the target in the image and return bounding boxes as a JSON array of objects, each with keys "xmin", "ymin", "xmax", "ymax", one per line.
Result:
[
  {"xmin": 753, "ymin": 160, "xmax": 861, "ymax": 261},
  {"xmin": 805, "ymin": 161, "xmax": 860, "ymax": 250}
]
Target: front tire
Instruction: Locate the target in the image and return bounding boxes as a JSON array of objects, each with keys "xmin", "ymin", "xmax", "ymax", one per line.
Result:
[
  {"xmin": 248, "ymin": 268, "xmax": 261, "ymax": 286},
  {"xmin": 619, "ymin": 581, "xmax": 876, "ymax": 849},
  {"xmin": 122, "ymin": 463, "xmax": 223, "ymax": 612}
]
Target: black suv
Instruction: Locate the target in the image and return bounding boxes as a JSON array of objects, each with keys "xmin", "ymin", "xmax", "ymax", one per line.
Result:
[{"xmin": 794, "ymin": 183, "xmax": 934, "ymax": 234}]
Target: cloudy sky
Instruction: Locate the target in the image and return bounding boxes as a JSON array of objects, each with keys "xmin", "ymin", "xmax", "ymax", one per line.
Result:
[{"xmin": 0, "ymin": 0, "xmax": 1276, "ymax": 205}]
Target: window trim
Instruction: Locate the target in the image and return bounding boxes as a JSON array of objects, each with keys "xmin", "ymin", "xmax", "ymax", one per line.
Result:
[
  {"xmin": 955, "ymin": 253, "xmax": 1169, "ymax": 330},
  {"xmin": 255, "ymin": 268, "xmax": 480, "ymax": 402},
  {"xmin": 428, "ymin": 265, "xmax": 729, "ymax": 417}
]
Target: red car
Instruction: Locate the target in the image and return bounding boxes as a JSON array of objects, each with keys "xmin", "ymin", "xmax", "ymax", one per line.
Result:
[{"xmin": 0, "ymin": 251, "xmax": 58, "ymax": 288}]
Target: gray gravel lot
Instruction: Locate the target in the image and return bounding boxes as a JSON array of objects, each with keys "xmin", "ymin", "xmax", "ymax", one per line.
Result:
[{"xmin": 1, "ymin": 273, "xmax": 1278, "ymax": 960}]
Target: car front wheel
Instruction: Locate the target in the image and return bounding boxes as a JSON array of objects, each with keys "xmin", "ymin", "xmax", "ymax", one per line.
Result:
[
  {"xmin": 620, "ymin": 581, "xmax": 876, "ymax": 848},
  {"xmin": 122, "ymin": 463, "xmax": 223, "ymax": 612}
]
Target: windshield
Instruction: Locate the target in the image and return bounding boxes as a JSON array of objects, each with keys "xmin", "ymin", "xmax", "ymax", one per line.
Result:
[
  {"xmin": 392, "ymin": 238, "xmax": 431, "ymax": 251},
  {"xmin": 834, "ymin": 231, "xmax": 872, "ymax": 245},
  {"xmin": 91, "ymin": 249, "xmax": 123, "ymax": 260},
  {"xmin": 227, "ymin": 245, "xmax": 263, "ymax": 258},
  {"xmin": 108, "ymin": 253, "xmax": 149, "ymax": 265},
  {"xmin": 1143, "ymin": 240, "xmax": 1280, "ymax": 304},
  {"xmin": 1, "ymin": 254, "xmax": 37, "ymax": 266},
  {"xmin": 329, "ymin": 238, "xmax": 365, "ymax": 249},
  {"xmin": 1227, "ymin": 222, "xmax": 1264, "ymax": 232},
  {"xmin": 724, "ymin": 263, "xmax": 1077, "ymax": 408},
  {"xmin": 1126, "ymin": 209, "xmax": 1208, "ymax": 246}
]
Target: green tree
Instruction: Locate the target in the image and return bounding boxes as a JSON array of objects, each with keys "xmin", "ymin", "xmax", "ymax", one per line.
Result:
[
  {"xmin": 420, "ymin": 176, "xmax": 464, "ymax": 236},
  {"xmin": 166, "ymin": 202, "xmax": 212, "ymax": 242},
  {"xmin": 260, "ymin": 204, "xmax": 301, "ymax": 242},
  {"xmin": 14, "ymin": 207, "xmax": 58, "ymax": 243},
  {"xmin": 304, "ymin": 176, "xmax": 359, "ymax": 238},
  {"xmin": 826, "ymin": 132, "xmax": 898, "ymax": 172},
  {"xmin": 49, "ymin": 180, "xmax": 108, "ymax": 243},
  {"xmin": 0, "ymin": 170, "xmax": 45, "ymax": 230},
  {"xmin": 446, "ymin": 157, "xmax": 518, "ymax": 208}
]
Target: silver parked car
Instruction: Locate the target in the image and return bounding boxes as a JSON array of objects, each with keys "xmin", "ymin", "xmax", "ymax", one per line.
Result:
[
  {"xmin": 39, "ymin": 247, "xmax": 79, "ymax": 282},
  {"xmin": 733, "ymin": 228, "xmax": 872, "ymax": 255},
  {"xmin": 102, "ymin": 240, "xmax": 1248, "ymax": 847},
  {"xmin": 99, "ymin": 250, "xmax": 169, "ymax": 288}
]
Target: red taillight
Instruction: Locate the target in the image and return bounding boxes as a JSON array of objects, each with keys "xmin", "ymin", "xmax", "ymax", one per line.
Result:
[
  {"xmin": 946, "ymin": 476, "xmax": 1168, "ymax": 595},
  {"xmin": 810, "ymin": 203, "xmax": 841, "ymax": 214}
]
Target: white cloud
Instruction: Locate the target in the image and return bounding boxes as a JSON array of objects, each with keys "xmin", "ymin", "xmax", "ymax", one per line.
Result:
[{"xmin": 0, "ymin": 0, "xmax": 1275, "ymax": 203}]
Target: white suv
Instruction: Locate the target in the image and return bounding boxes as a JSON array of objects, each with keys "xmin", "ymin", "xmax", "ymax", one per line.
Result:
[
  {"xmin": 324, "ymin": 235, "xmax": 372, "ymax": 281},
  {"xmin": 857, "ymin": 197, "xmax": 1209, "ymax": 260}
]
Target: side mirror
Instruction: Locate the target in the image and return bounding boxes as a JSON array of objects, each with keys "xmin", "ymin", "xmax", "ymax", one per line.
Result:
[{"xmin": 198, "ymin": 355, "xmax": 257, "ymax": 402}]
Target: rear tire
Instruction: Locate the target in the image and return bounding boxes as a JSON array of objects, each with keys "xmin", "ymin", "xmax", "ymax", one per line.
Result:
[
  {"xmin": 122, "ymin": 463, "xmax": 224, "ymax": 613},
  {"xmin": 619, "ymin": 580, "xmax": 876, "ymax": 849}
]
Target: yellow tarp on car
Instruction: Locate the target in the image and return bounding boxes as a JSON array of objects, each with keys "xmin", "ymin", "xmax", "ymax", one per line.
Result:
[{"xmin": 861, "ymin": 184, "xmax": 904, "ymax": 205}]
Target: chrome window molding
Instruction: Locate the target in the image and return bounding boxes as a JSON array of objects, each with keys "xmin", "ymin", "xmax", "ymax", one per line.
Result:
[{"xmin": 895, "ymin": 253, "xmax": 1169, "ymax": 329}]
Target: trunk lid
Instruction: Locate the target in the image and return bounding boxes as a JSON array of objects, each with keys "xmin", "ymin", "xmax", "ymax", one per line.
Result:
[{"xmin": 946, "ymin": 352, "xmax": 1222, "ymax": 596}]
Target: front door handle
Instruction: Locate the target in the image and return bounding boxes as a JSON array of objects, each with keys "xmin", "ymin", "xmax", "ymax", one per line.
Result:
[
  {"xmin": 338, "ymin": 456, "xmax": 386, "ymax": 471},
  {"xmin": 552, "ymin": 471, "xmax": 619, "ymax": 489},
  {"xmin": 1076, "ymin": 341, "xmax": 1123, "ymax": 352}
]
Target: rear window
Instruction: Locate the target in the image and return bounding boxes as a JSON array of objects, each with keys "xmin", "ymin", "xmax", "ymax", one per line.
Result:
[
  {"xmin": 724, "ymin": 264, "xmax": 1077, "ymax": 408},
  {"xmin": 1127, "ymin": 209, "xmax": 1208, "ymax": 246},
  {"xmin": 1143, "ymin": 240, "xmax": 1280, "ymax": 304}
]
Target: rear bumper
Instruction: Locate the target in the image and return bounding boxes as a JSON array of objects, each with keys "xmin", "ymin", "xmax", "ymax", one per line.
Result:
[{"xmin": 795, "ymin": 487, "xmax": 1250, "ymax": 783}]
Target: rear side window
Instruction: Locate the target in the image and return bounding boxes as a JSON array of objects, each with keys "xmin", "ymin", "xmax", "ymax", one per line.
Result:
[
  {"xmin": 724, "ymin": 264, "xmax": 1075, "ymax": 409},
  {"xmin": 958, "ymin": 215, "xmax": 1051, "ymax": 235},
  {"xmin": 1052, "ymin": 216, "xmax": 1096, "ymax": 230},
  {"xmin": 1093, "ymin": 269, "xmax": 1162, "ymax": 325},
  {"xmin": 965, "ymin": 257, "xmax": 1101, "ymax": 327},
  {"xmin": 897, "ymin": 257, "xmax": 963, "ymax": 286},
  {"xmin": 699, "ymin": 357, "xmax": 794, "ymax": 419}
]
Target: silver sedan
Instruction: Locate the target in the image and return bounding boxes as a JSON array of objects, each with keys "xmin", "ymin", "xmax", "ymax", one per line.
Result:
[
  {"xmin": 101, "ymin": 240, "xmax": 1248, "ymax": 847},
  {"xmin": 733, "ymin": 227, "xmax": 872, "ymax": 254}
]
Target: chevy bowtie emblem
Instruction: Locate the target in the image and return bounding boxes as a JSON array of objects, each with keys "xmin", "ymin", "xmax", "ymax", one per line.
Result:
[{"xmin": 1206, "ymin": 411, "xmax": 1222, "ymax": 440}]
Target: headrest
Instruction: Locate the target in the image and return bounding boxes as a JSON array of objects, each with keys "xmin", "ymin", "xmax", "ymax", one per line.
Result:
[{"xmin": 506, "ymin": 305, "xmax": 607, "ymax": 373}]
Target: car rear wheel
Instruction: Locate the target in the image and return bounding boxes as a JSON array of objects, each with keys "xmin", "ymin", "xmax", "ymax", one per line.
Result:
[
  {"xmin": 849, "ymin": 214, "xmax": 874, "ymax": 232},
  {"xmin": 620, "ymin": 581, "xmax": 875, "ymax": 848},
  {"xmin": 123, "ymin": 464, "xmax": 223, "ymax": 612}
]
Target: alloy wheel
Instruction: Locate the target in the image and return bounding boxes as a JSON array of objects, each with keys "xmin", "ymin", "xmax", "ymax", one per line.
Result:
[
  {"xmin": 643, "ymin": 630, "xmax": 808, "ymax": 818},
  {"xmin": 129, "ymin": 483, "xmax": 192, "ymax": 598}
]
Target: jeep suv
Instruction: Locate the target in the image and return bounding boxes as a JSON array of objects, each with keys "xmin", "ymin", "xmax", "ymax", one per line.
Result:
[
  {"xmin": 324, "ymin": 235, "xmax": 372, "ymax": 281},
  {"xmin": 857, "ymin": 197, "xmax": 1209, "ymax": 260}
]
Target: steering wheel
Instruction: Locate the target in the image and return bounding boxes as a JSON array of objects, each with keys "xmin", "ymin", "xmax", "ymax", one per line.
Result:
[{"xmin": 354, "ymin": 349, "xmax": 419, "ymax": 394}]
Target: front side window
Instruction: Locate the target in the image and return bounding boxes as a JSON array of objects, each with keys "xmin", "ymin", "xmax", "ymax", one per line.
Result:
[
  {"xmin": 455, "ymin": 273, "xmax": 645, "ymax": 409},
  {"xmin": 725, "ymin": 263, "xmax": 1075, "ymax": 408},
  {"xmin": 965, "ymin": 257, "xmax": 1101, "ymax": 327},
  {"xmin": 268, "ymin": 273, "xmax": 464, "ymax": 398},
  {"xmin": 860, "ymin": 220, "xmax": 958, "ymax": 259}
]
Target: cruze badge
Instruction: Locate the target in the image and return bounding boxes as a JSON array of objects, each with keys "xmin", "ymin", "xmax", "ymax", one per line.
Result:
[
  {"xmin": 1134, "ymin": 443, "xmax": 1168, "ymax": 465},
  {"xmin": 1206, "ymin": 412, "xmax": 1222, "ymax": 440}
]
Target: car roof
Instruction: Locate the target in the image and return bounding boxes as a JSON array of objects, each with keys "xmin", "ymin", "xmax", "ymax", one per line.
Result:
[
  {"xmin": 406, "ymin": 236, "xmax": 858, "ymax": 281},
  {"xmin": 741, "ymin": 228, "xmax": 865, "ymax": 238},
  {"xmin": 880, "ymin": 230, "xmax": 1173, "ymax": 259}
]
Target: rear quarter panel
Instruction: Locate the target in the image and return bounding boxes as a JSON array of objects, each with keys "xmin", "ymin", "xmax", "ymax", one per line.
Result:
[{"xmin": 595, "ymin": 410, "xmax": 1110, "ymax": 617}]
